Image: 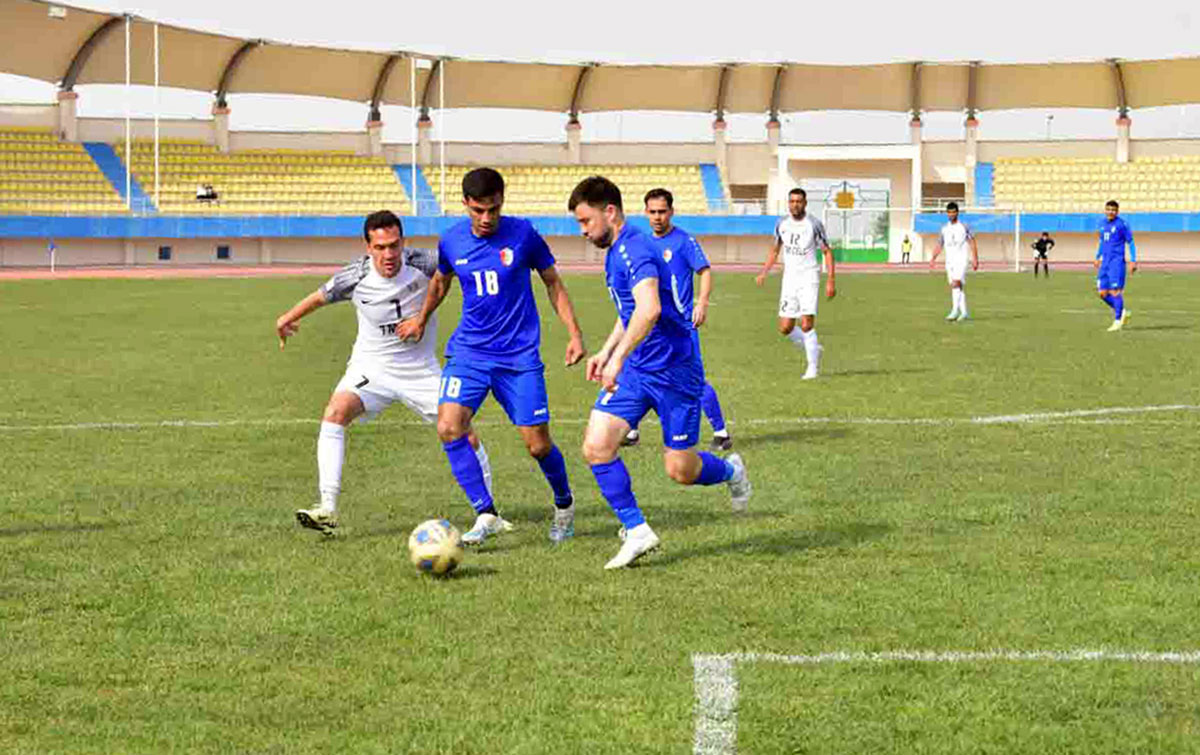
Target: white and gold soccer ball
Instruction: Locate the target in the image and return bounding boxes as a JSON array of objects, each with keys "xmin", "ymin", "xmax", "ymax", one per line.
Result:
[{"xmin": 408, "ymin": 518, "xmax": 464, "ymax": 576}]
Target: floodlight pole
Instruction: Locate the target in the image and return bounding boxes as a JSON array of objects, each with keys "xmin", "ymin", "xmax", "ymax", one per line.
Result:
[
  {"xmin": 124, "ymin": 15, "xmax": 131, "ymax": 212},
  {"xmin": 410, "ymin": 56, "xmax": 416, "ymax": 215},
  {"xmin": 154, "ymin": 22, "xmax": 160, "ymax": 211},
  {"xmin": 439, "ymin": 60, "xmax": 445, "ymax": 214}
]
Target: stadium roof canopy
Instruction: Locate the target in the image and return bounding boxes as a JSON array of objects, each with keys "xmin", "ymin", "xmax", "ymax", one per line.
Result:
[{"xmin": 4, "ymin": 0, "xmax": 1200, "ymax": 117}]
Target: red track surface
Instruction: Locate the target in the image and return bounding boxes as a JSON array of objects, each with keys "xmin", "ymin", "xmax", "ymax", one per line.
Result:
[{"xmin": 1, "ymin": 261, "xmax": 1196, "ymax": 281}]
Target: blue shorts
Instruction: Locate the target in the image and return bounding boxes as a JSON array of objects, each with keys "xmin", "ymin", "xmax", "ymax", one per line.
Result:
[
  {"xmin": 594, "ymin": 360, "xmax": 703, "ymax": 450},
  {"xmin": 1097, "ymin": 261, "xmax": 1126, "ymax": 291},
  {"xmin": 439, "ymin": 359, "xmax": 550, "ymax": 426}
]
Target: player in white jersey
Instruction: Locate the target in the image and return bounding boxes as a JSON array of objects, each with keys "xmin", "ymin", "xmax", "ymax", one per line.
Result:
[
  {"xmin": 275, "ymin": 210, "xmax": 491, "ymax": 535},
  {"xmin": 755, "ymin": 188, "xmax": 836, "ymax": 379},
  {"xmin": 927, "ymin": 202, "xmax": 979, "ymax": 321}
]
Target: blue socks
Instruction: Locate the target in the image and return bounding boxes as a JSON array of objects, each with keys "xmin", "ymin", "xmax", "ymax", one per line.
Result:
[
  {"xmin": 443, "ymin": 436, "xmax": 495, "ymax": 514},
  {"xmin": 694, "ymin": 452, "xmax": 734, "ymax": 486},
  {"xmin": 536, "ymin": 444, "xmax": 573, "ymax": 507},
  {"xmin": 1112, "ymin": 294, "xmax": 1124, "ymax": 320},
  {"xmin": 701, "ymin": 383, "xmax": 726, "ymax": 434},
  {"xmin": 590, "ymin": 458, "xmax": 644, "ymax": 529}
]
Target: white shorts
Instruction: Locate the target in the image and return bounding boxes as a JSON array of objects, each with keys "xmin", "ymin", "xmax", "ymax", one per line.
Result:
[
  {"xmin": 945, "ymin": 256, "xmax": 969, "ymax": 284},
  {"xmin": 334, "ymin": 359, "xmax": 441, "ymax": 424},
  {"xmin": 779, "ymin": 271, "xmax": 820, "ymax": 318}
]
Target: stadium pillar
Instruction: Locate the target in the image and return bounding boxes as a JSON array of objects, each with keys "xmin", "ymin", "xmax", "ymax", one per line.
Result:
[
  {"xmin": 212, "ymin": 105, "xmax": 230, "ymax": 153},
  {"xmin": 366, "ymin": 119, "xmax": 384, "ymax": 158},
  {"xmin": 56, "ymin": 90, "xmax": 79, "ymax": 142},
  {"xmin": 964, "ymin": 117, "xmax": 979, "ymax": 205},
  {"xmin": 713, "ymin": 118, "xmax": 728, "ymax": 175},
  {"xmin": 766, "ymin": 118, "xmax": 781, "ymax": 153},
  {"xmin": 566, "ymin": 120, "xmax": 583, "ymax": 164},
  {"xmin": 909, "ymin": 116, "xmax": 923, "ymax": 146},
  {"xmin": 259, "ymin": 237, "xmax": 273, "ymax": 265},
  {"xmin": 1116, "ymin": 116, "xmax": 1131, "ymax": 163},
  {"xmin": 417, "ymin": 116, "xmax": 433, "ymax": 165},
  {"xmin": 123, "ymin": 239, "xmax": 135, "ymax": 265}
]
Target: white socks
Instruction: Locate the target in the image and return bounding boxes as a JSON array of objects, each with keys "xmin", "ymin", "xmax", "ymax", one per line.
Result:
[
  {"xmin": 951, "ymin": 288, "xmax": 967, "ymax": 316},
  {"xmin": 474, "ymin": 441, "xmax": 493, "ymax": 496},
  {"xmin": 800, "ymin": 329, "xmax": 820, "ymax": 369},
  {"xmin": 317, "ymin": 421, "xmax": 346, "ymax": 511},
  {"xmin": 317, "ymin": 423, "xmax": 492, "ymax": 513},
  {"xmin": 786, "ymin": 328, "xmax": 805, "ymax": 348}
]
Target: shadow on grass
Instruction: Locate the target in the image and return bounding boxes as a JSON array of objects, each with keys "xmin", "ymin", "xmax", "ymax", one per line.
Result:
[
  {"xmin": 834, "ymin": 367, "xmax": 932, "ymax": 378},
  {"xmin": 0, "ymin": 521, "xmax": 122, "ymax": 538},
  {"xmin": 648, "ymin": 521, "xmax": 892, "ymax": 568},
  {"xmin": 1134, "ymin": 324, "xmax": 1193, "ymax": 332},
  {"xmin": 734, "ymin": 427, "xmax": 850, "ymax": 449}
]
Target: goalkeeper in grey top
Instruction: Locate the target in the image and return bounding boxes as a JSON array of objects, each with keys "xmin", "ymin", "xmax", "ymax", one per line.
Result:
[{"xmin": 274, "ymin": 210, "xmax": 491, "ymax": 536}]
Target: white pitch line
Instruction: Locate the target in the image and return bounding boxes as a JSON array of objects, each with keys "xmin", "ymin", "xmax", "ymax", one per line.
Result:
[
  {"xmin": 693, "ymin": 649, "xmax": 1200, "ymax": 755},
  {"xmin": 1, "ymin": 404, "xmax": 1197, "ymax": 433}
]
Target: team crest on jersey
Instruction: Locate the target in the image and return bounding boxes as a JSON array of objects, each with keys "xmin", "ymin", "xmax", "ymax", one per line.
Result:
[
  {"xmin": 498, "ymin": 247, "xmax": 514, "ymax": 266},
  {"xmin": 662, "ymin": 248, "xmax": 673, "ymax": 263}
]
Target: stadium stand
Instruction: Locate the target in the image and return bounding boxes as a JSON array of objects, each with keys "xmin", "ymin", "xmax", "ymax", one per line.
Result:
[
  {"xmin": 0, "ymin": 127, "xmax": 127, "ymax": 214},
  {"xmin": 993, "ymin": 156, "xmax": 1200, "ymax": 212},
  {"xmin": 426, "ymin": 164, "xmax": 711, "ymax": 215},
  {"xmin": 115, "ymin": 139, "xmax": 412, "ymax": 215}
]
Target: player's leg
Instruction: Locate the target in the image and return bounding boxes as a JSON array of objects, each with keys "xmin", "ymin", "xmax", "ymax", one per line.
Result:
[
  {"xmin": 296, "ymin": 388, "xmax": 366, "ymax": 534},
  {"xmin": 584, "ymin": 374, "xmax": 657, "ymax": 568},
  {"xmin": 952, "ymin": 279, "xmax": 969, "ymax": 320},
  {"xmin": 399, "ymin": 365, "xmax": 493, "ymax": 496},
  {"xmin": 944, "ymin": 267, "xmax": 961, "ymax": 319},
  {"xmin": 694, "ymin": 330, "xmax": 730, "ymax": 450},
  {"xmin": 492, "ymin": 367, "xmax": 576, "ymax": 541},
  {"xmin": 436, "ymin": 361, "xmax": 509, "ymax": 544},
  {"xmin": 652, "ymin": 365, "xmax": 751, "ymax": 511},
  {"xmin": 779, "ymin": 285, "xmax": 805, "ymax": 351},
  {"xmin": 703, "ymin": 383, "xmax": 731, "ymax": 450}
]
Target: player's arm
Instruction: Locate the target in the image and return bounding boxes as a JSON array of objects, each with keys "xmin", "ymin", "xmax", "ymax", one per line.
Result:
[
  {"xmin": 815, "ymin": 220, "xmax": 836, "ymax": 298},
  {"xmin": 1094, "ymin": 236, "xmax": 1103, "ymax": 269},
  {"xmin": 275, "ymin": 289, "xmax": 327, "ymax": 350},
  {"xmin": 598, "ymin": 279, "xmax": 660, "ymax": 392},
  {"xmin": 396, "ymin": 269, "xmax": 453, "ymax": 342},
  {"xmin": 536, "ymin": 265, "xmax": 587, "ymax": 366},
  {"xmin": 928, "ymin": 237, "xmax": 943, "ymax": 267},
  {"xmin": 586, "ymin": 318, "xmax": 626, "ymax": 383},
  {"xmin": 693, "ymin": 267, "xmax": 712, "ymax": 327},
  {"xmin": 969, "ymin": 235, "xmax": 980, "ymax": 271},
  {"xmin": 755, "ymin": 239, "xmax": 781, "ymax": 286},
  {"xmin": 1127, "ymin": 231, "xmax": 1138, "ymax": 273}
]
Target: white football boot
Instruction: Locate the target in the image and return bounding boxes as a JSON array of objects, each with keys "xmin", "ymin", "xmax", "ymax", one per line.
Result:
[
  {"xmin": 548, "ymin": 500, "xmax": 575, "ymax": 544},
  {"xmin": 604, "ymin": 523, "xmax": 660, "ymax": 569},
  {"xmin": 726, "ymin": 453, "xmax": 752, "ymax": 513},
  {"xmin": 461, "ymin": 512, "xmax": 513, "ymax": 546}
]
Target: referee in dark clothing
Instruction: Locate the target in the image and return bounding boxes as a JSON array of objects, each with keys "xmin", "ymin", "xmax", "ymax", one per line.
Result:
[{"xmin": 1032, "ymin": 231, "xmax": 1054, "ymax": 277}]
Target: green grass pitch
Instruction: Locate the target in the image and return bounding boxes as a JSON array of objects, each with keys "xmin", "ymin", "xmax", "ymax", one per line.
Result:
[{"xmin": 2, "ymin": 268, "xmax": 1199, "ymax": 753}]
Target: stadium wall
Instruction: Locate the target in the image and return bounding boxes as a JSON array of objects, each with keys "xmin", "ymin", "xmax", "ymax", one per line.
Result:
[{"xmin": 0, "ymin": 103, "xmax": 55, "ymax": 128}]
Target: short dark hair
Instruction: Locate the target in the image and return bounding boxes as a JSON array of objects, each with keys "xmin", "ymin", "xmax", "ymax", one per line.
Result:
[
  {"xmin": 946, "ymin": 201, "xmax": 959, "ymax": 212},
  {"xmin": 363, "ymin": 209, "xmax": 403, "ymax": 241},
  {"xmin": 462, "ymin": 167, "xmax": 505, "ymax": 200},
  {"xmin": 1042, "ymin": 231, "xmax": 1050, "ymax": 235},
  {"xmin": 788, "ymin": 188, "xmax": 807, "ymax": 199},
  {"xmin": 568, "ymin": 175, "xmax": 623, "ymax": 212},
  {"xmin": 644, "ymin": 188, "xmax": 673, "ymax": 208},
  {"xmin": 1106, "ymin": 199, "xmax": 1120, "ymax": 209}
]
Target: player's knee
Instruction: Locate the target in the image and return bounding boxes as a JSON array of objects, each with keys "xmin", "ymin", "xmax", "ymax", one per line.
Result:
[
  {"xmin": 436, "ymin": 418, "xmax": 467, "ymax": 443},
  {"xmin": 778, "ymin": 322, "xmax": 794, "ymax": 335},
  {"xmin": 581, "ymin": 436, "xmax": 616, "ymax": 466},
  {"xmin": 525, "ymin": 436, "xmax": 552, "ymax": 458},
  {"xmin": 663, "ymin": 457, "xmax": 693, "ymax": 484},
  {"xmin": 322, "ymin": 404, "xmax": 354, "ymax": 426},
  {"xmin": 799, "ymin": 318, "xmax": 814, "ymax": 333}
]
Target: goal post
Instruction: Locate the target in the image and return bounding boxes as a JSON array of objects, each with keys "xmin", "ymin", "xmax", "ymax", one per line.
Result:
[{"xmin": 822, "ymin": 206, "xmax": 1024, "ymax": 269}]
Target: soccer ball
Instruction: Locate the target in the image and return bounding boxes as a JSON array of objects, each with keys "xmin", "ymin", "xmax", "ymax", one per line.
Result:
[{"xmin": 408, "ymin": 518, "xmax": 464, "ymax": 576}]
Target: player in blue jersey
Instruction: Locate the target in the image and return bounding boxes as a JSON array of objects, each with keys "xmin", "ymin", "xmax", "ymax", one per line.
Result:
[
  {"xmin": 1095, "ymin": 200, "xmax": 1137, "ymax": 332},
  {"xmin": 570, "ymin": 176, "xmax": 751, "ymax": 570},
  {"xmin": 622, "ymin": 188, "xmax": 732, "ymax": 451},
  {"xmin": 397, "ymin": 168, "xmax": 587, "ymax": 545}
]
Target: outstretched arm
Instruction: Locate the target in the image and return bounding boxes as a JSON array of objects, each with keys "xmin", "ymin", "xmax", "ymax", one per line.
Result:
[
  {"xmin": 275, "ymin": 289, "xmax": 327, "ymax": 350},
  {"xmin": 537, "ymin": 265, "xmax": 587, "ymax": 365},
  {"xmin": 396, "ymin": 270, "xmax": 453, "ymax": 342}
]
